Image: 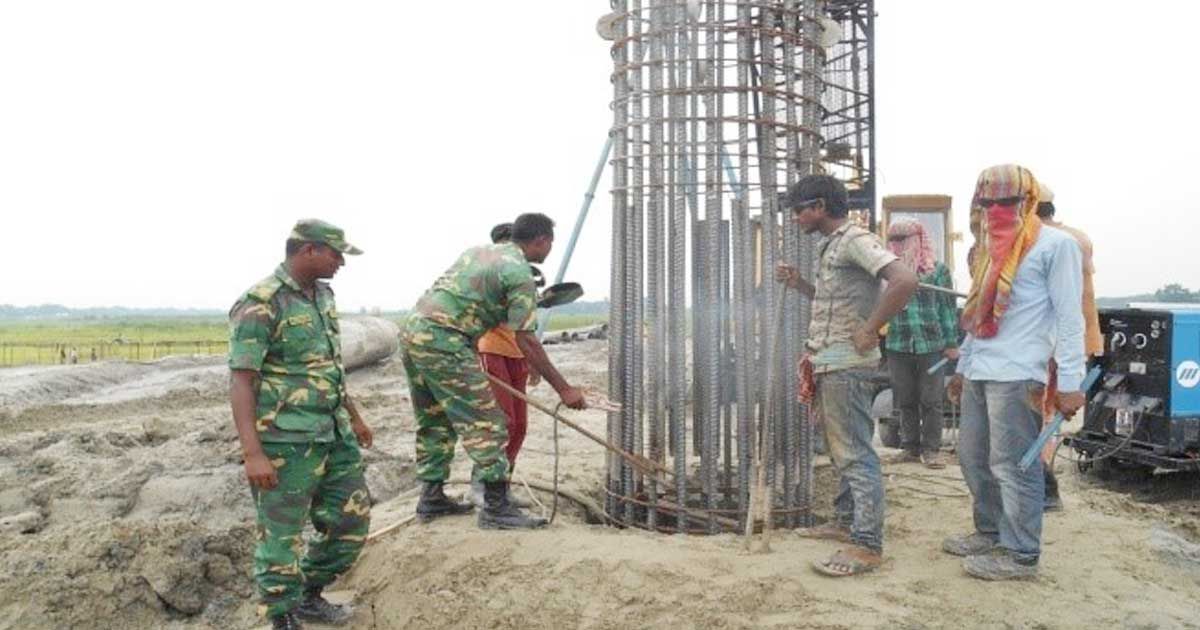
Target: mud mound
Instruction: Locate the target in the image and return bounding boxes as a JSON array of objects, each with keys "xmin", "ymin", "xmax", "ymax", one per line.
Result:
[
  {"xmin": 1, "ymin": 517, "xmax": 257, "ymax": 629},
  {"xmin": 0, "ymin": 356, "xmax": 224, "ymax": 416},
  {"xmin": 0, "ymin": 352, "xmax": 416, "ymax": 630},
  {"xmin": 0, "ymin": 316, "xmax": 399, "ymax": 417}
]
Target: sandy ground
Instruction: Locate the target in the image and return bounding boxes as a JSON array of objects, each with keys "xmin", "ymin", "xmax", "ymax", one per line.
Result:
[{"xmin": 1, "ymin": 341, "xmax": 1198, "ymax": 630}]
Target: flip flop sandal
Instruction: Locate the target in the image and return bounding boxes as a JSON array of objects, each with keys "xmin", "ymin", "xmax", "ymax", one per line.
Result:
[{"xmin": 811, "ymin": 547, "xmax": 882, "ymax": 577}]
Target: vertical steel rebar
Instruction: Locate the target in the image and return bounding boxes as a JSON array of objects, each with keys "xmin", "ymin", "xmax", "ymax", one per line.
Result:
[
  {"xmin": 607, "ymin": 0, "xmax": 630, "ymax": 523},
  {"xmin": 666, "ymin": 1, "xmax": 689, "ymax": 530},
  {"xmin": 645, "ymin": 0, "xmax": 667, "ymax": 531},
  {"xmin": 629, "ymin": 0, "xmax": 647, "ymax": 525},
  {"xmin": 733, "ymin": 0, "xmax": 755, "ymax": 530},
  {"xmin": 780, "ymin": 0, "xmax": 802, "ymax": 528},
  {"xmin": 757, "ymin": 6, "xmax": 780, "ymax": 528},
  {"xmin": 604, "ymin": 0, "xmax": 847, "ymax": 534},
  {"xmin": 796, "ymin": 0, "xmax": 827, "ymax": 528},
  {"xmin": 716, "ymin": 0, "xmax": 734, "ymax": 507}
]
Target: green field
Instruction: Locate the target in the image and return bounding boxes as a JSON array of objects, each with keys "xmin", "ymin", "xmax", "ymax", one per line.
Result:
[
  {"xmin": 0, "ymin": 318, "xmax": 228, "ymax": 366},
  {"xmin": 538, "ymin": 313, "xmax": 608, "ymax": 332},
  {"xmin": 0, "ymin": 313, "xmax": 608, "ymax": 367}
]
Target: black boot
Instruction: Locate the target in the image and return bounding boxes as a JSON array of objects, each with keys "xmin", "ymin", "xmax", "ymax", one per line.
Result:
[
  {"xmin": 415, "ymin": 481, "xmax": 474, "ymax": 522},
  {"xmin": 478, "ymin": 480, "xmax": 548, "ymax": 530},
  {"xmin": 295, "ymin": 587, "xmax": 352, "ymax": 626},
  {"xmin": 270, "ymin": 610, "xmax": 304, "ymax": 630},
  {"xmin": 1044, "ymin": 467, "xmax": 1064, "ymax": 512}
]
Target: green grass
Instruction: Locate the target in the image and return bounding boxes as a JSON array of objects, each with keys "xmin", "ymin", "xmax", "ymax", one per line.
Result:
[
  {"xmin": 0, "ymin": 318, "xmax": 228, "ymax": 366},
  {"xmin": 0, "ymin": 313, "xmax": 610, "ymax": 366},
  {"xmin": 542, "ymin": 313, "xmax": 607, "ymax": 332}
]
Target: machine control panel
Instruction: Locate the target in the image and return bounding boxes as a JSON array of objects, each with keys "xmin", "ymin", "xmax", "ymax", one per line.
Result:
[{"xmin": 1102, "ymin": 308, "xmax": 1200, "ymax": 417}]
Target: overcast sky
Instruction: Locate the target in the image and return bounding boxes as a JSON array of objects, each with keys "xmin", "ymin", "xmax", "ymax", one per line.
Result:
[{"xmin": 2, "ymin": 1, "xmax": 1195, "ymax": 311}]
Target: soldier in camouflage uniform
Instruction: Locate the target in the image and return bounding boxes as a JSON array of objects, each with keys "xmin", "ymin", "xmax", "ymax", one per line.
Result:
[
  {"xmin": 402, "ymin": 212, "xmax": 586, "ymax": 529},
  {"xmin": 229, "ymin": 219, "xmax": 373, "ymax": 630}
]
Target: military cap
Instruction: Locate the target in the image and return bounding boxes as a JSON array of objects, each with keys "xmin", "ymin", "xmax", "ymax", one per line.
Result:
[{"xmin": 289, "ymin": 219, "xmax": 363, "ymax": 255}]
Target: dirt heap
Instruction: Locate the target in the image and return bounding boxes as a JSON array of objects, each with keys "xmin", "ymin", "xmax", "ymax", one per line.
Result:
[
  {"xmin": 2, "ymin": 340, "xmax": 1199, "ymax": 630},
  {"xmin": 0, "ymin": 354, "xmax": 415, "ymax": 630}
]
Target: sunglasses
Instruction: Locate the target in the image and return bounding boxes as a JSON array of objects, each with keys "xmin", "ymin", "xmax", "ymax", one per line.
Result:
[
  {"xmin": 977, "ymin": 196, "xmax": 1023, "ymax": 208},
  {"xmin": 887, "ymin": 234, "xmax": 913, "ymax": 242}
]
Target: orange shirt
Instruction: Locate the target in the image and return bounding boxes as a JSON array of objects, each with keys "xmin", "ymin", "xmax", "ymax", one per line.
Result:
[
  {"xmin": 477, "ymin": 325, "xmax": 524, "ymax": 358},
  {"xmin": 1053, "ymin": 222, "xmax": 1103, "ymax": 357}
]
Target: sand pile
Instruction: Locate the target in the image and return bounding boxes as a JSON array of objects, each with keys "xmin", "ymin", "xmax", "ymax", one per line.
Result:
[{"xmin": 1, "ymin": 340, "xmax": 1198, "ymax": 630}]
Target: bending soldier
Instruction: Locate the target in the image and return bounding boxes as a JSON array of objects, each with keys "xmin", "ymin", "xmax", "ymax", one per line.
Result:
[{"xmin": 401, "ymin": 212, "xmax": 586, "ymax": 530}]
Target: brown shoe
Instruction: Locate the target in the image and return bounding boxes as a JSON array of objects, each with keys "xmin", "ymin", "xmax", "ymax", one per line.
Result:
[
  {"xmin": 811, "ymin": 545, "xmax": 883, "ymax": 577},
  {"xmin": 921, "ymin": 451, "xmax": 946, "ymax": 469}
]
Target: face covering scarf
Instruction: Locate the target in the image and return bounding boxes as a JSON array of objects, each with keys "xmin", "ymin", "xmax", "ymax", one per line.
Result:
[
  {"xmin": 887, "ymin": 219, "xmax": 936, "ymax": 275},
  {"xmin": 960, "ymin": 164, "xmax": 1043, "ymax": 339}
]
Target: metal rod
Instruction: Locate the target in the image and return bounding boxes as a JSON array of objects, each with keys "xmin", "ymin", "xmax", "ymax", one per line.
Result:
[
  {"xmin": 919, "ymin": 282, "xmax": 968, "ymax": 299},
  {"xmin": 733, "ymin": 0, "xmax": 755, "ymax": 532},
  {"xmin": 537, "ymin": 137, "xmax": 614, "ymax": 339},
  {"xmin": 645, "ymin": 0, "xmax": 666, "ymax": 531},
  {"xmin": 666, "ymin": 0, "xmax": 689, "ymax": 530},
  {"xmin": 484, "ymin": 373, "xmax": 673, "ymax": 479},
  {"xmin": 746, "ymin": 286, "xmax": 789, "ymax": 551},
  {"xmin": 1020, "ymin": 366, "xmax": 1102, "ymax": 471},
  {"xmin": 629, "ymin": 0, "xmax": 647, "ymax": 524},
  {"xmin": 927, "ymin": 356, "xmax": 950, "ymax": 375},
  {"xmin": 608, "ymin": 0, "xmax": 630, "ymax": 520}
]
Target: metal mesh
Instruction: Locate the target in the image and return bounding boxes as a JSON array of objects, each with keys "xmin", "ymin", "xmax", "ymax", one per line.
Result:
[{"xmin": 604, "ymin": 0, "xmax": 874, "ymax": 533}]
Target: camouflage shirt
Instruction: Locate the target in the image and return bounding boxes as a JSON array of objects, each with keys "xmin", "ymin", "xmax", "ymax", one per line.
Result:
[
  {"xmin": 228, "ymin": 263, "xmax": 350, "ymax": 443},
  {"xmin": 807, "ymin": 222, "xmax": 897, "ymax": 373},
  {"xmin": 404, "ymin": 243, "xmax": 537, "ymax": 353}
]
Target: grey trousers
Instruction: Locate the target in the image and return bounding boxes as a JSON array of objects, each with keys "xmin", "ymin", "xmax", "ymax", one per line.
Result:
[{"xmin": 887, "ymin": 351, "xmax": 945, "ymax": 454}]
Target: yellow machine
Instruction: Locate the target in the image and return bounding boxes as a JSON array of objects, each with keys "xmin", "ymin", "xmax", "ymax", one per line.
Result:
[{"xmin": 879, "ymin": 194, "xmax": 959, "ymax": 274}]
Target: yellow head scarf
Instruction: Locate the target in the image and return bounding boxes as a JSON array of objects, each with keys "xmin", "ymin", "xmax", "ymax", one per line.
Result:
[{"xmin": 960, "ymin": 164, "xmax": 1043, "ymax": 338}]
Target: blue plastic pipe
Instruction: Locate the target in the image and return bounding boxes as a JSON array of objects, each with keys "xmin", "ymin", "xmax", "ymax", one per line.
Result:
[
  {"xmin": 926, "ymin": 357, "xmax": 950, "ymax": 375},
  {"xmin": 1018, "ymin": 366, "xmax": 1102, "ymax": 471}
]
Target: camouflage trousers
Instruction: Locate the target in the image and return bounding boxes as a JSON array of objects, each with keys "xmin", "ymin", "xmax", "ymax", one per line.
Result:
[
  {"xmin": 401, "ymin": 343, "xmax": 510, "ymax": 483},
  {"xmin": 251, "ymin": 432, "xmax": 371, "ymax": 618}
]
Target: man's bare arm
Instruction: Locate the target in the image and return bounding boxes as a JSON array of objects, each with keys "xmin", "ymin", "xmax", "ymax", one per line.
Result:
[
  {"xmin": 514, "ymin": 331, "xmax": 585, "ymax": 409},
  {"xmin": 343, "ymin": 394, "xmax": 374, "ymax": 448},
  {"xmin": 867, "ymin": 261, "xmax": 919, "ymax": 331},
  {"xmin": 775, "ymin": 264, "xmax": 816, "ymax": 299},
  {"xmin": 851, "ymin": 260, "xmax": 918, "ymax": 354}
]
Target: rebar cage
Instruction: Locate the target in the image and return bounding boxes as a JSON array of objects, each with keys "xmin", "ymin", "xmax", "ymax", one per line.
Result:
[{"xmin": 604, "ymin": 0, "xmax": 875, "ymax": 533}]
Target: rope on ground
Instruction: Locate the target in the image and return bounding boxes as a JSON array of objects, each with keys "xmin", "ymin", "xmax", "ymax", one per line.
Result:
[
  {"xmin": 885, "ymin": 472, "xmax": 970, "ymax": 499},
  {"xmin": 514, "ymin": 472, "xmax": 548, "ymax": 513},
  {"xmin": 515, "ymin": 479, "xmax": 611, "ymax": 525}
]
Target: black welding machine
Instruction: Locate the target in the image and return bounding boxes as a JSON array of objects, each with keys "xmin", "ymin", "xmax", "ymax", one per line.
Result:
[{"xmin": 1064, "ymin": 306, "xmax": 1200, "ymax": 474}]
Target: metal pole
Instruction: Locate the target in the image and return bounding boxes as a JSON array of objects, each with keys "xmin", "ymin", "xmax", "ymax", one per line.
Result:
[
  {"xmin": 537, "ymin": 136, "xmax": 614, "ymax": 337},
  {"xmin": 555, "ymin": 136, "xmax": 613, "ymax": 286}
]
